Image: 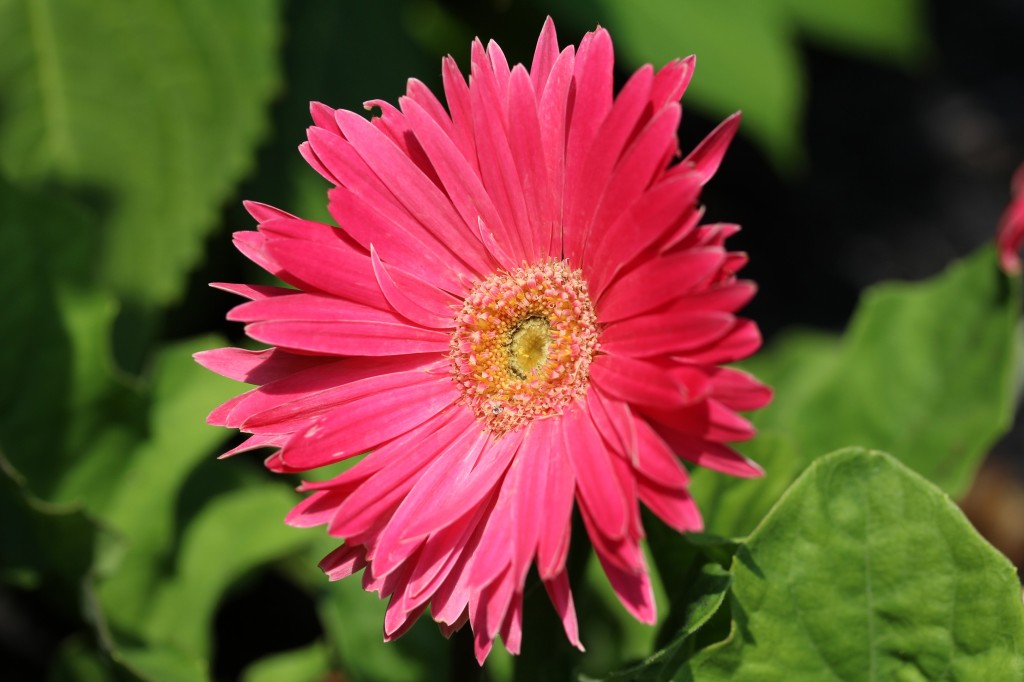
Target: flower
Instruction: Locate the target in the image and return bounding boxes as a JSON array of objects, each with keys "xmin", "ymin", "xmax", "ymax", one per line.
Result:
[
  {"xmin": 996, "ymin": 164, "xmax": 1024, "ymax": 275},
  {"xmin": 196, "ymin": 18, "xmax": 770, "ymax": 662}
]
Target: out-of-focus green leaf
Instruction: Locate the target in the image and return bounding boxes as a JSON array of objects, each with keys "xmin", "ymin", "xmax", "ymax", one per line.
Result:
[
  {"xmin": 241, "ymin": 642, "xmax": 331, "ymax": 682},
  {"xmin": 141, "ymin": 483, "xmax": 309, "ymax": 660},
  {"xmin": 0, "ymin": 0, "xmax": 282, "ymax": 305},
  {"xmin": 595, "ymin": 0, "xmax": 803, "ymax": 167},
  {"xmin": 95, "ymin": 335, "xmax": 237, "ymax": 630},
  {"xmin": 752, "ymin": 247, "xmax": 1018, "ymax": 499},
  {"xmin": 318, "ymin": 572, "xmax": 451, "ymax": 682},
  {"xmin": 688, "ymin": 449, "xmax": 1024, "ymax": 680},
  {"xmin": 782, "ymin": 0, "xmax": 927, "ymax": 65},
  {"xmin": 583, "ymin": 563, "xmax": 731, "ymax": 682},
  {"xmin": 0, "ymin": 464, "xmax": 101, "ymax": 600},
  {"xmin": 48, "ymin": 637, "xmax": 117, "ymax": 682}
]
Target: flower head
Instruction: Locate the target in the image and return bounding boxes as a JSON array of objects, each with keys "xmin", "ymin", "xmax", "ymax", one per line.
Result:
[
  {"xmin": 197, "ymin": 19, "xmax": 770, "ymax": 662},
  {"xmin": 997, "ymin": 164, "xmax": 1024, "ymax": 275}
]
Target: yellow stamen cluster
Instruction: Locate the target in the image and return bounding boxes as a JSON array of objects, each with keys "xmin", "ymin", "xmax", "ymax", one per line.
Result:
[{"xmin": 450, "ymin": 260, "xmax": 599, "ymax": 434}]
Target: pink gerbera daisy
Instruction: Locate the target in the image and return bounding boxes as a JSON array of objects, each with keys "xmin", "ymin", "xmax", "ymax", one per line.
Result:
[
  {"xmin": 196, "ymin": 19, "xmax": 770, "ymax": 662},
  {"xmin": 997, "ymin": 164, "xmax": 1024, "ymax": 275}
]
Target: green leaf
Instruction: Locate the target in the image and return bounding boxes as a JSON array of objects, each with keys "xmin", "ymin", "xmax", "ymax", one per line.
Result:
[
  {"xmin": 95, "ymin": 335, "xmax": 238, "ymax": 630},
  {"xmin": 241, "ymin": 643, "xmax": 332, "ymax": 682},
  {"xmin": 0, "ymin": 0, "xmax": 282, "ymax": 305},
  {"xmin": 139, "ymin": 483, "xmax": 310, "ymax": 660},
  {"xmin": 783, "ymin": 0, "xmax": 927, "ymax": 65},
  {"xmin": 695, "ymin": 246, "xmax": 1020, "ymax": 539},
  {"xmin": 585, "ymin": 562, "xmax": 731, "ymax": 681},
  {"xmin": 594, "ymin": 0, "xmax": 803, "ymax": 167},
  {"xmin": 318, "ymin": 573, "xmax": 452, "ymax": 682},
  {"xmin": 690, "ymin": 448, "xmax": 1024, "ymax": 680}
]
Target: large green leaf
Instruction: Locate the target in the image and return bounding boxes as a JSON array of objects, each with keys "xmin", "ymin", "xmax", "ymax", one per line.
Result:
[
  {"xmin": 0, "ymin": 0, "xmax": 281, "ymax": 305},
  {"xmin": 693, "ymin": 246, "xmax": 1019, "ymax": 540},
  {"xmin": 141, "ymin": 483, "xmax": 310, "ymax": 661},
  {"xmin": 95, "ymin": 335, "xmax": 238, "ymax": 630},
  {"xmin": 688, "ymin": 448, "xmax": 1024, "ymax": 680},
  {"xmin": 241, "ymin": 643, "xmax": 332, "ymax": 682}
]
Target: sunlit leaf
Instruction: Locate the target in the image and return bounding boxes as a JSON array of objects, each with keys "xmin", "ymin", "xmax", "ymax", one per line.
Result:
[
  {"xmin": 690, "ymin": 449, "xmax": 1024, "ymax": 680},
  {"xmin": 0, "ymin": 0, "xmax": 282, "ymax": 305}
]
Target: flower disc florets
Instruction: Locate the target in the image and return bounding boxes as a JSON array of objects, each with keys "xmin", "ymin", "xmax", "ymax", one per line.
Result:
[{"xmin": 450, "ymin": 260, "xmax": 599, "ymax": 434}]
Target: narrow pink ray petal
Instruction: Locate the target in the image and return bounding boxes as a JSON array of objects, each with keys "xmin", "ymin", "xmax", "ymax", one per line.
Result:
[
  {"xmin": 335, "ymin": 108, "xmax": 496, "ymax": 278},
  {"xmin": 597, "ymin": 248, "xmax": 725, "ymax": 323},
  {"xmin": 243, "ymin": 200, "xmax": 297, "ymax": 223},
  {"xmin": 581, "ymin": 104, "xmax": 682, "ymax": 260},
  {"xmin": 193, "ymin": 347, "xmax": 332, "ymax": 385},
  {"xmin": 632, "ymin": 416, "xmax": 692, "ymax": 491},
  {"xmin": 679, "ymin": 112, "xmax": 741, "ymax": 186},
  {"xmin": 644, "ymin": 398, "xmax": 756, "ymax": 444},
  {"xmin": 563, "ymin": 28, "xmax": 615, "ymax": 261},
  {"xmin": 660, "ymin": 281, "xmax": 757, "ymax": 317},
  {"xmin": 327, "ymin": 185, "xmax": 468, "ymax": 296},
  {"xmin": 318, "ymin": 544, "xmax": 368, "ymax": 581},
  {"xmin": 405, "ymin": 78, "xmax": 454, "ymax": 133},
  {"xmin": 365, "ymin": 98, "xmax": 442, "ymax": 188},
  {"xmin": 537, "ymin": 46, "xmax": 575, "ymax": 257},
  {"xmin": 585, "ymin": 173, "xmax": 702, "ymax": 298},
  {"xmin": 309, "ymin": 101, "xmax": 342, "ymax": 136},
  {"xmin": 279, "ymin": 378, "xmax": 460, "ymax": 469},
  {"xmin": 286, "ymin": 489, "xmax": 348, "ymax": 528},
  {"xmin": 508, "ymin": 420, "xmax": 551, "ymax": 585},
  {"xmin": 499, "ymin": 591, "xmax": 524, "ymax": 655},
  {"xmin": 486, "ymin": 39, "xmax": 512, "ymax": 95},
  {"xmin": 370, "ymin": 245, "xmax": 457, "ymax": 329},
  {"xmin": 530, "ymin": 16, "xmax": 560, "ymax": 91},
  {"xmin": 638, "ymin": 478, "xmax": 703, "ymax": 533},
  {"xmin": 708, "ymin": 367, "xmax": 773, "ymax": 411},
  {"xmin": 245, "ymin": 315, "xmax": 449, "ymax": 358},
  {"xmin": 216, "ymin": 433, "xmax": 287, "ymax": 459},
  {"xmin": 563, "ymin": 406, "xmax": 629, "ymax": 541},
  {"xmin": 507, "ymin": 65, "xmax": 556, "ymax": 262},
  {"xmin": 401, "ymin": 96, "xmax": 517, "ymax": 271},
  {"xmin": 470, "ymin": 40, "xmax": 531, "ymax": 261},
  {"xmin": 543, "ymin": 571, "xmax": 584, "ymax": 651},
  {"xmin": 601, "ymin": 310, "xmax": 734, "ymax": 358},
  {"xmin": 406, "ymin": 499, "xmax": 493, "ymax": 603},
  {"xmin": 258, "ymin": 217, "xmax": 387, "ymax": 307},
  {"xmin": 400, "ymin": 429, "xmax": 524, "ymax": 541},
  {"xmin": 441, "ymin": 56, "xmax": 478, "ymax": 169},
  {"xmin": 209, "ymin": 281, "xmax": 293, "ymax": 301},
  {"xmin": 299, "ymin": 139, "xmax": 338, "ymax": 184},
  {"xmin": 649, "ymin": 56, "xmax": 695, "ymax": 113},
  {"xmin": 590, "ymin": 354, "xmax": 694, "ymax": 409},
  {"xmin": 372, "ymin": 431, "xmax": 491, "ymax": 576},
  {"xmin": 656, "ymin": 426, "xmax": 764, "ymax": 478},
  {"xmin": 681, "ymin": 318, "xmax": 762, "ymax": 365},
  {"xmin": 535, "ymin": 419, "xmax": 575, "ymax": 580},
  {"xmin": 565, "ymin": 64, "xmax": 654, "ymax": 261},
  {"xmin": 241, "ymin": 359, "xmax": 446, "ymax": 431},
  {"xmin": 331, "ymin": 409, "xmax": 478, "ymax": 538},
  {"xmin": 588, "ymin": 387, "xmax": 639, "ymax": 465},
  {"xmin": 218, "ymin": 354, "xmax": 440, "ymax": 431},
  {"xmin": 594, "ymin": 544, "xmax": 657, "ymax": 624}
]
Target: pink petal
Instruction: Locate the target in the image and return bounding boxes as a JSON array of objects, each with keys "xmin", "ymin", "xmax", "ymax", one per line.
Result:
[
  {"xmin": 585, "ymin": 173, "xmax": 702, "ymax": 298},
  {"xmin": 535, "ymin": 419, "xmax": 576, "ymax": 580},
  {"xmin": 593, "ymin": 543, "xmax": 657, "ymax": 624},
  {"xmin": 279, "ymin": 377, "xmax": 460, "ymax": 469},
  {"xmin": 563, "ymin": 406, "xmax": 629, "ymax": 541},
  {"xmin": 679, "ymin": 112, "xmax": 741, "ymax": 186},
  {"xmin": 334, "ymin": 108, "xmax": 495, "ymax": 278},
  {"xmin": 597, "ymin": 247, "xmax": 726, "ymax": 323},
  {"xmin": 590, "ymin": 354, "xmax": 699, "ymax": 409},
  {"xmin": 193, "ymin": 347, "xmax": 329, "ymax": 385},
  {"xmin": 656, "ymin": 426, "xmax": 764, "ymax": 478},
  {"xmin": 600, "ymin": 310, "xmax": 735, "ymax": 358},
  {"xmin": 508, "ymin": 65, "xmax": 557, "ymax": 261},
  {"xmin": 318, "ymin": 544, "xmax": 368, "ymax": 581},
  {"xmin": 209, "ymin": 281, "xmax": 293, "ymax": 301},
  {"xmin": 638, "ymin": 478, "xmax": 703, "ymax": 533},
  {"xmin": 530, "ymin": 16, "xmax": 560, "ymax": 91},
  {"xmin": 369, "ymin": 245, "xmax": 457, "ymax": 329},
  {"xmin": 543, "ymin": 571, "xmax": 584, "ymax": 650}
]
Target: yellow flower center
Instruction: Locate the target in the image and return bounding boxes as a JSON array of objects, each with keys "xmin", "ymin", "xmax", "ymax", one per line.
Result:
[{"xmin": 450, "ymin": 260, "xmax": 599, "ymax": 434}]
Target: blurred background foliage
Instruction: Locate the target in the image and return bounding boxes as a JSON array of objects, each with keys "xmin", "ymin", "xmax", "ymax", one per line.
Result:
[{"xmin": 1, "ymin": 0, "xmax": 1022, "ymax": 680}]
